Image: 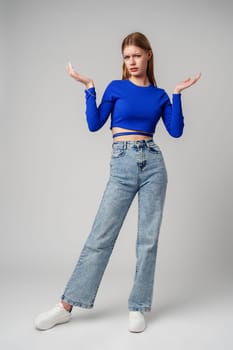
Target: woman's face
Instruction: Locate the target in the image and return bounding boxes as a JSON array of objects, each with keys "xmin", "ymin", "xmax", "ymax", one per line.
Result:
[{"xmin": 123, "ymin": 45, "xmax": 152, "ymax": 79}]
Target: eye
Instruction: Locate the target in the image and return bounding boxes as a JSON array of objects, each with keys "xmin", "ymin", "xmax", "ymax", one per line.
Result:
[{"xmin": 124, "ymin": 55, "xmax": 130, "ymax": 60}]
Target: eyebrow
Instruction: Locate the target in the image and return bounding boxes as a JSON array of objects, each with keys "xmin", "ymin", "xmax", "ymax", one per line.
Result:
[{"xmin": 124, "ymin": 52, "xmax": 141, "ymax": 56}]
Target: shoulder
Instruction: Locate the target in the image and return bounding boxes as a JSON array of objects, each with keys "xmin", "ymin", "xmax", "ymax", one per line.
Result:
[
  {"xmin": 103, "ymin": 80, "xmax": 129, "ymax": 95},
  {"xmin": 154, "ymin": 86, "xmax": 167, "ymax": 94},
  {"xmin": 106, "ymin": 80, "xmax": 128, "ymax": 88},
  {"xmin": 154, "ymin": 86, "xmax": 170, "ymax": 100}
]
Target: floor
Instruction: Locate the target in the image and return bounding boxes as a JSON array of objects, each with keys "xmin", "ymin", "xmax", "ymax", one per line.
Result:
[{"xmin": 1, "ymin": 268, "xmax": 232, "ymax": 350}]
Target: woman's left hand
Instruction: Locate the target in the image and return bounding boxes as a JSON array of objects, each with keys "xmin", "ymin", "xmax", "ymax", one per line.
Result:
[{"xmin": 174, "ymin": 72, "xmax": 202, "ymax": 93}]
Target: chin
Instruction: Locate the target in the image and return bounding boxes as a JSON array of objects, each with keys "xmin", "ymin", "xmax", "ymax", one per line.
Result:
[{"xmin": 130, "ymin": 72, "xmax": 141, "ymax": 78}]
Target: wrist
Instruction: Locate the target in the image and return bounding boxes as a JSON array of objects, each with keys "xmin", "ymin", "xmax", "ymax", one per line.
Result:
[
  {"xmin": 85, "ymin": 81, "xmax": 94, "ymax": 89},
  {"xmin": 173, "ymin": 89, "xmax": 181, "ymax": 94}
]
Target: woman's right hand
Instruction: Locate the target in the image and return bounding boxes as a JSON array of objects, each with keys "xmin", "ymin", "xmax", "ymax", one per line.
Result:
[{"xmin": 66, "ymin": 62, "xmax": 94, "ymax": 89}]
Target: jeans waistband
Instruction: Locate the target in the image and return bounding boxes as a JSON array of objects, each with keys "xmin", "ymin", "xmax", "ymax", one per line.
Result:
[{"xmin": 112, "ymin": 139, "xmax": 155, "ymax": 149}]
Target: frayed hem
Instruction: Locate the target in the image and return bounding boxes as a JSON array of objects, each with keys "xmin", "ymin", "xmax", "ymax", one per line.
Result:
[
  {"xmin": 61, "ymin": 295, "xmax": 94, "ymax": 309},
  {"xmin": 128, "ymin": 307, "xmax": 151, "ymax": 312}
]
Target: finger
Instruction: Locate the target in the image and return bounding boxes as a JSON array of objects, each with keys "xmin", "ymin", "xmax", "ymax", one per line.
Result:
[
  {"xmin": 192, "ymin": 74, "xmax": 201, "ymax": 84},
  {"xmin": 66, "ymin": 62, "xmax": 72, "ymax": 72},
  {"xmin": 185, "ymin": 74, "xmax": 199, "ymax": 85},
  {"xmin": 182, "ymin": 77, "xmax": 191, "ymax": 83},
  {"xmin": 189, "ymin": 73, "xmax": 201, "ymax": 83},
  {"xmin": 67, "ymin": 62, "xmax": 74, "ymax": 71},
  {"xmin": 195, "ymin": 72, "xmax": 202, "ymax": 80},
  {"xmin": 67, "ymin": 64, "xmax": 77, "ymax": 77}
]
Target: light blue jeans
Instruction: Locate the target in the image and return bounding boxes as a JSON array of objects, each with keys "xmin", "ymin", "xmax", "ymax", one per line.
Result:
[{"xmin": 61, "ymin": 139, "xmax": 168, "ymax": 312}]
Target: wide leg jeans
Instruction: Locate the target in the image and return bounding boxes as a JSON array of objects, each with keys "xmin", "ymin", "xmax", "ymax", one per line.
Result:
[{"xmin": 61, "ymin": 139, "xmax": 168, "ymax": 312}]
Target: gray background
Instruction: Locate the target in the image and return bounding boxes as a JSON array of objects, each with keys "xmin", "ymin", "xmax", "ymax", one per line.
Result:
[{"xmin": 1, "ymin": 0, "xmax": 232, "ymax": 349}]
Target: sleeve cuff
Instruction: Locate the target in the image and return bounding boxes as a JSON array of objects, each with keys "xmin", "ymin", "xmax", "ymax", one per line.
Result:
[{"xmin": 85, "ymin": 87, "xmax": 96, "ymax": 97}]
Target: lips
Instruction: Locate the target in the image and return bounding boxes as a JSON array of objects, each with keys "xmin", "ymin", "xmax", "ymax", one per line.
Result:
[{"xmin": 130, "ymin": 68, "xmax": 138, "ymax": 72}]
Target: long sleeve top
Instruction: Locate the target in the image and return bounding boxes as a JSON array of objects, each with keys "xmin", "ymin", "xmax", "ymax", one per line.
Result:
[{"xmin": 84, "ymin": 79, "xmax": 184, "ymax": 137}]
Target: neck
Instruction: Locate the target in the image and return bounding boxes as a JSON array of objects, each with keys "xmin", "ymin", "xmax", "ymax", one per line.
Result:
[{"xmin": 129, "ymin": 76, "xmax": 150, "ymax": 87}]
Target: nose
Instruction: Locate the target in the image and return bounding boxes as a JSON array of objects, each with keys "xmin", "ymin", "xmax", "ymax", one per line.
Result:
[{"xmin": 129, "ymin": 56, "xmax": 136, "ymax": 65}]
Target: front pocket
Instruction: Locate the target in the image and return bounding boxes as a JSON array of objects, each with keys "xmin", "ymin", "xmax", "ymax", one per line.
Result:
[
  {"xmin": 148, "ymin": 145, "xmax": 161, "ymax": 154},
  {"xmin": 111, "ymin": 148, "xmax": 126, "ymax": 158}
]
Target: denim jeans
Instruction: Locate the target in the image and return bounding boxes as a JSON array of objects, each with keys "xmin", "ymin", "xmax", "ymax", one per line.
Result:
[{"xmin": 61, "ymin": 139, "xmax": 168, "ymax": 312}]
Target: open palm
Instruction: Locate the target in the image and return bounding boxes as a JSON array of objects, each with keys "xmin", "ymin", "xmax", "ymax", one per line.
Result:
[
  {"xmin": 175, "ymin": 72, "xmax": 202, "ymax": 93},
  {"xmin": 66, "ymin": 62, "xmax": 94, "ymax": 89}
]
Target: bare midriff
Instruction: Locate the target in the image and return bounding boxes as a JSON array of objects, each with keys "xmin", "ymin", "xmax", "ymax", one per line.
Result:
[{"xmin": 112, "ymin": 127, "xmax": 153, "ymax": 141}]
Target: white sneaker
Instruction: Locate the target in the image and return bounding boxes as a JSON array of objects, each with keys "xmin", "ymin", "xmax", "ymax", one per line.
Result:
[
  {"xmin": 128, "ymin": 311, "xmax": 146, "ymax": 333},
  {"xmin": 34, "ymin": 302, "xmax": 72, "ymax": 330}
]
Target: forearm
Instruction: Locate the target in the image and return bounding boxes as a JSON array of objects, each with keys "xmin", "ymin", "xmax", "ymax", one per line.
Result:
[
  {"xmin": 85, "ymin": 87, "xmax": 112, "ymax": 132},
  {"xmin": 163, "ymin": 94, "xmax": 184, "ymax": 138}
]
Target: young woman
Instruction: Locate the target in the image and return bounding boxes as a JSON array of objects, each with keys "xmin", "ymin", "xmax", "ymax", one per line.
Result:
[{"xmin": 34, "ymin": 32, "xmax": 201, "ymax": 333}]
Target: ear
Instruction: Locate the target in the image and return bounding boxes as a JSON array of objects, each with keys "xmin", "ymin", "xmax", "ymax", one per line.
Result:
[{"xmin": 147, "ymin": 50, "xmax": 153, "ymax": 60}]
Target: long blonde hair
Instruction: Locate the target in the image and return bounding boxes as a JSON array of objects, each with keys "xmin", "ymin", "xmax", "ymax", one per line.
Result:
[{"xmin": 121, "ymin": 32, "xmax": 157, "ymax": 86}]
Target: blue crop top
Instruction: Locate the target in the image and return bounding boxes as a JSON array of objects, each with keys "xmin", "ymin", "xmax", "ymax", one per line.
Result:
[{"xmin": 85, "ymin": 79, "xmax": 184, "ymax": 138}]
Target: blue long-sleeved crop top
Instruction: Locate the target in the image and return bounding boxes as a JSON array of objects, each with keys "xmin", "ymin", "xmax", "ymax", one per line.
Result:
[{"xmin": 84, "ymin": 79, "xmax": 184, "ymax": 138}]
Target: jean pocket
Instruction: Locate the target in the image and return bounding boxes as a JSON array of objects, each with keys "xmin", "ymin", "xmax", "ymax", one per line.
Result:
[
  {"xmin": 111, "ymin": 148, "xmax": 126, "ymax": 158},
  {"xmin": 147, "ymin": 144, "xmax": 161, "ymax": 154}
]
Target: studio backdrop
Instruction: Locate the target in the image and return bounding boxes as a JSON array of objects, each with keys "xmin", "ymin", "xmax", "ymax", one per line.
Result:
[{"xmin": 1, "ymin": 0, "xmax": 232, "ymax": 310}]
